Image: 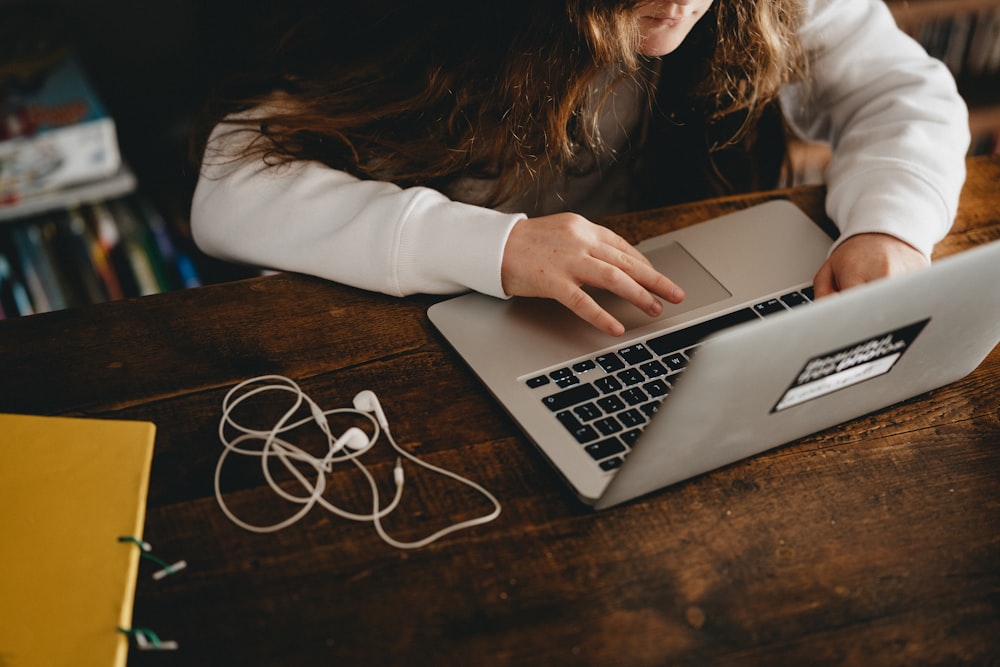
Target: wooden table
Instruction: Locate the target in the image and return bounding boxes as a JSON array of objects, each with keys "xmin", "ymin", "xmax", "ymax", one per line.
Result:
[{"xmin": 2, "ymin": 155, "xmax": 998, "ymax": 666}]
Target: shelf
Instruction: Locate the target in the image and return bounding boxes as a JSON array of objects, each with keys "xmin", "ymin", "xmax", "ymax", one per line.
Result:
[
  {"xmin": 888, "ymin": 0, "xmax": 1000, "ymax": 27},
  {"xmin": 882, "ymin": 0, "xmax": 1000, "ymax": 156}
]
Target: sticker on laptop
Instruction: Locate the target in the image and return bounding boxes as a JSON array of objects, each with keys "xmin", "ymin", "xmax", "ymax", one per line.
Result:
[{"xmin": 773, "ymin": 319, "xmax": 930, "ymax": 412}]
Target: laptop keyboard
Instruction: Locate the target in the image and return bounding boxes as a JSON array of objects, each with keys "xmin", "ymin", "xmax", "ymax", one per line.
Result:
[{"xmin": 524, "ymin": 287, "xmax": 815, "ymax": 472}]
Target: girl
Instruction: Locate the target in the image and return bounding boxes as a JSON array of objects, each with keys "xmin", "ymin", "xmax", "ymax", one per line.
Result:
[{"xmin": 190, "ymin": 0, "xmax": 969, "ymax": 336}]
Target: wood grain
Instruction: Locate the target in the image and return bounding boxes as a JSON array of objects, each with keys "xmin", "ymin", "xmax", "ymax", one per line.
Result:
[{"xmin": 1, "ymin": 156, "xmax": 997, "ymax": 667}]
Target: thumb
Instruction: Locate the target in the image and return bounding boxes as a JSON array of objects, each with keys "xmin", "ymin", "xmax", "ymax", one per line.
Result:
[{"xmin": 812, "ymin": 259, "xmax": 837, "ymax": 298}]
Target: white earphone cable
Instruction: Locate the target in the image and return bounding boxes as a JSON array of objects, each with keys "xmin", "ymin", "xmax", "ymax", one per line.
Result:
[{"xmin": 215, "ymin": 375, "xmax": 501, "ymax": 548}]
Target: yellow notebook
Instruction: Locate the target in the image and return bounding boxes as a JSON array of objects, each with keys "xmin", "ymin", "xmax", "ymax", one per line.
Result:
[{"xmin": 0, "ymin": 413, "xmax": 156, "ymax": 667}]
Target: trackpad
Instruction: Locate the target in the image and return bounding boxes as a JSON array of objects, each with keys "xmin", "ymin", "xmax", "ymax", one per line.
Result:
[{"xmin": 591, "ymin": 242, "xmax": 731, "ymax": 331}]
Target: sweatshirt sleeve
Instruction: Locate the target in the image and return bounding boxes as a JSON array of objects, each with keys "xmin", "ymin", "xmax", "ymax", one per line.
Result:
[
  {"xmin": 190, "ymin": 123, "xmax": 524, "ymax": 299},
  {"xmin": 781, "ymin": 0, "xmax": 970, "ymax": 258}
]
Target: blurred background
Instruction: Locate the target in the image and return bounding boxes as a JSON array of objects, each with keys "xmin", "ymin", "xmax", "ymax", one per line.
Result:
[{"xmin": 0, "ymin": 0, "xmax": 997, "ymax": 317}]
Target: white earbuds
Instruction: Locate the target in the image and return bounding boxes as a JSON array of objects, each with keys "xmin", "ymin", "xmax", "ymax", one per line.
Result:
[
  {"xmin": 332, "ymin": 426, "xmax": 370, "ymax": 453},
  {"xmin": 215, "ymin": 375, "xmax": 501, "ymax": 549},
  {"xmin": 353, "ymin": 389, "xmax": 388, "ymax": 430}
]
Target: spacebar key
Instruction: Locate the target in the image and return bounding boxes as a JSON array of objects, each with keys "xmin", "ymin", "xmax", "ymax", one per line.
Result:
[
  {"xmin": 647, "ymin": 308, "xmax": 758, "ymax": 355},
  {"xmin": 542, "ymin": 384, "xmax": 599, "ymax": 411}
]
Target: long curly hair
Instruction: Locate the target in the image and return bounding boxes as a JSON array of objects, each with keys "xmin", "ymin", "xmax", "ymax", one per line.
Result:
[{"xmin": 193, "ymin": 0, "xmax": 807, "ymax": 207}]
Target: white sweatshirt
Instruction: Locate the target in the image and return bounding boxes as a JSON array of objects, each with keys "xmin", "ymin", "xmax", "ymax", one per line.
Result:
[{"xmin": 191, "ymin": 0, "xmax": 969, "ymax": 300}]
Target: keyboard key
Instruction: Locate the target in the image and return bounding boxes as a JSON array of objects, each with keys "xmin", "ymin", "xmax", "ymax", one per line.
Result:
[
  {"xmin": 619, "ymin": 409, "xmax": 645, "ymax": 427},
  {"xmin": 597, "ymin": 395, "xmax": 626, "ymax": 413},
  {"xmin": 647, "ymin": 308, "xmax": 758, "ymax": 355},
  {"xmin": 594, "ymin": 417, "xmax": 624, "ymax": 436},
  {"xmin": 619, "ymin": 344, "xmax": 653, "ymax": 365},
  {"xmin": 596, "ymin": 353, "xmax": 626, "ymax": 372},
  {"xmin": 662, "ymin": 353, "xmax": 687, "ymax": 372},
  {"xmin": 621, "ymin": 429, "xmax": 642, "ymax": 447},
  {"xmin": 639, "ymin": 360, "xmax": 668, "ymax": 378},
  {"xmin": 753, "ymin": 299, "xmax": 785, "ymax": 317},
  {"xmin": 621, "ymin": 387, "xmax": 648, "ymax": 406},
  {"xmin": 594, "ymin": 376, "xmax": 622, "ymax": 394},
  {"xmin": 643, "ymin": 379, "xmax": 670, "ymax": 397},
  {"xmin": 585, "ymin": 437, "xmax": 627, "ymax": 461},
  {"xmin": 780, "ymin": 291, "xmax": 809, "ymax": 308},
  {"xmin": 801, "ymin": 286, "xmax": 815, "ymax": 301},
  {"xmin": 542, "ymin": 384, "xmax": 599, "ymax": 411},
  {"xmin": 550, "ymin": 367, "xmax": 574, "ymax": 382},
  {"xmin": 526, "ymin": 375, "xmax": 550, "ymax": 388},
  {"xmin": 640, "ymin": 402, "xmax": 661, "ymax": 418},
  {"xmin": 573, "ymin": 402, "xmax": 603, "ymax": 421},
  {"xmin": 599, "ymin": 457, "xmax": 625, "ymax": 471},
  {"xmin": 572, "ymin": 359, "xmax": 597, "ymax": 373},
  {"xmin": 617, "ymin": 368, "xmax": 645, "ymax": 386},
  {"xmin": 556, "ymin": 411, "xmax": 599, "ymax": 443},
  {"xmin": 551, "ymin": 369, "xmax": 579, "ymax": 388}
]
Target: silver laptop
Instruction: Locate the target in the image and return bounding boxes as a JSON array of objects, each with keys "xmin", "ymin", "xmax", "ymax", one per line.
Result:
[{"xmin": 427, "ymin": 200, "xmax": 1000, "ymax": 509}]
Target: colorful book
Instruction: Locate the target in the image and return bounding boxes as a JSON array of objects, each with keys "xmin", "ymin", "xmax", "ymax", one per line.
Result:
[
  {"xmin": 0, "ymin": 246, "xmax": 34, "ymax": 317},
  {"xmin": 129, "ymin": 195, "xmax": 202, "ymax": 290},
  {"xmin": 10, "ymin": 222, "xmax": 63, "ymax": 313},
  {"xmin": 85, "ymin": 200, "xmax": 141, "ymax": 299},
  {"xmin": 38, "ymin": 215, "xmax": 89, "ymax": 309},
  {"xmin": 105, "ymin": 197, "xmax": 165, "ymax": 296},
  {"xmin": 0, "ymin": 413, "xmax": 157, "ymax": 667},
  {"xmin": 0, "ymin": 53, "xmax": 135, "ymax": 219},
  {"xmin": 48, "ymin": 207, "xmax": 110, "ymax": 306}
]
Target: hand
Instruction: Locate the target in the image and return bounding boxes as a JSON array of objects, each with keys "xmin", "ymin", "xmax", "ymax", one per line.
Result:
[
  {"xmin": 813, "ymin": 232, "xmax": 929, "ymax": 298},
  {"xmin": 501, "ymin": 213, "xmax": 685, "ymax": 336}
]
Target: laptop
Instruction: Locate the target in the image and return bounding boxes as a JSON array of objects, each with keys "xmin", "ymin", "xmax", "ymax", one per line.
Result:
[{"xmin": 427, "ymin": 200, "xmax": 1000, "ymax": 509}]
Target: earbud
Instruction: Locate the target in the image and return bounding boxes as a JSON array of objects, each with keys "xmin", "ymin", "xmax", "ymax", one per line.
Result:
[
  {"xmin": 333, "ymin": 426, "xmax": 370, "ymax": 452},
  {"xmin": 353, "ymin": 390, "xmax": 388, "ymax": 430}
]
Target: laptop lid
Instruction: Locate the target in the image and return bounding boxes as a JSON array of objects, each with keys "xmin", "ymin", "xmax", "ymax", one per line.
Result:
[{"xmin": 596, "ymin": 237, "xmax": 1000, "ymax": 508}]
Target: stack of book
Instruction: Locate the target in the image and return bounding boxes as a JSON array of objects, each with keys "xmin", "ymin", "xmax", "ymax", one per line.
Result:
[
  {"xmin": 0, "ymin": 52, "xmax": 137, "ymax": 219},
  {"xmin": 0, "ymin": 17, "xmax": 201, "ymax": 318}
]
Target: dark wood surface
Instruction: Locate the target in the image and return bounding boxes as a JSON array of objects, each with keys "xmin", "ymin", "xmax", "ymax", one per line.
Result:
[{"xmin": 2, "ymin": 156, "xmax": 998, "ymax": 667}]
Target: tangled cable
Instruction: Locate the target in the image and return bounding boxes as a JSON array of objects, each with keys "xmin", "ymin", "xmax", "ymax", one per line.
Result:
[{"xmin": 215, "ymin": 375, "xmax": 501, "ymax": 549}]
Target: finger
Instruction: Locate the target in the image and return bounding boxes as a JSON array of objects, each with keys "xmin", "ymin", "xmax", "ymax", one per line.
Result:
[
  {"xmin": 572, "ymin": 254, "xmax": 669, "ymax": 320},
  {"xmin": 827, "ymin": 255, "xmax": 876, "ymax": 292},
  {"xmin": 558, "ymin": 285, "xmax": 627, "ymax": 336},
  {"xmin": 812, "ymin": 259, "xmax": 837, "ymax": 298},
  {"xmin": 589, "ymin": 227, "xmax": 660, "ymax": 271},
  {"xmin": 590, "ymin": 243, "xmax": 685, "ymax": 306},
  {"xmin": 833, "ymin": 270, "xmax": 869, "ymax": 291},
  {"xmin": 630, "ymin": 260, "xmax": 685, "ymax": 304}
]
